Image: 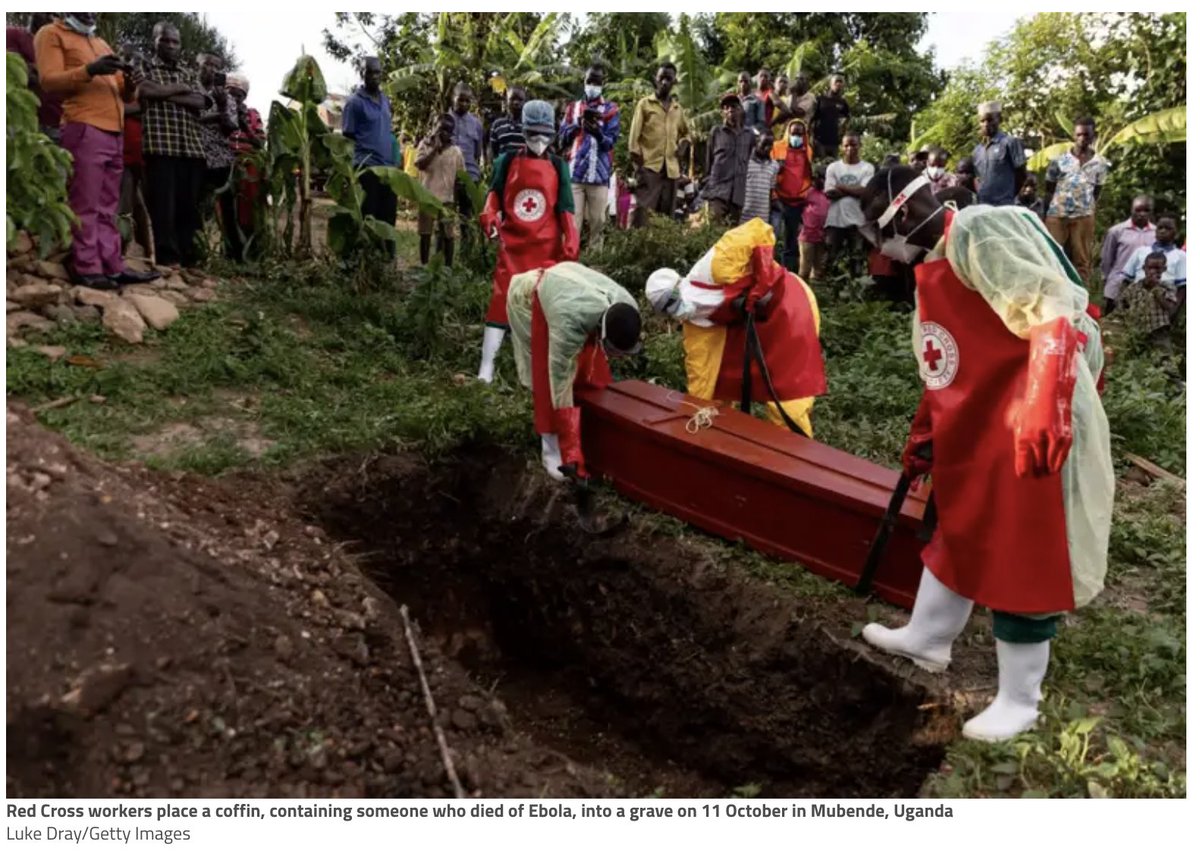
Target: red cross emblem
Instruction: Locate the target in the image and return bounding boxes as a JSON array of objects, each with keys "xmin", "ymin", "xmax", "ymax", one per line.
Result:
[
  {"xmin": 922, "ymin": 338, "xmax": 944, "ymax": 372},
  {"xmin": 919, "ymin": 322, "xmax": 959, "ymax": 390},
  {"xmin": 513, "ymin": 189, "xmax": 547, "ymax": 222}
]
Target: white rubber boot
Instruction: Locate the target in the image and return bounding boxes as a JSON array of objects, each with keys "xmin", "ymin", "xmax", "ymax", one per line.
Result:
[
  {"xmin": 540, "ymin": 434, "xmax": 564, "ymax": 481},
  {"xmin": 962, "ymin": 639, "xmax": 1049, "ymax": 742},
  {"xmin": 477, "ymin": 326, "xmax": 506, "ymax": 383},
  {"xmin": 861, "ymin": 568, "xmax": 973, "ymax": 672}
]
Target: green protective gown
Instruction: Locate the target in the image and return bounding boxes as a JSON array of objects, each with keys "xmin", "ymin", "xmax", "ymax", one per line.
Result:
[
  {"xmin": 507, "ymin": 262, "xmax": 638, "ymax": 410},
  {"xmin": 918, "ymin": 205, "xmax": 1114, "ymax": 610}
]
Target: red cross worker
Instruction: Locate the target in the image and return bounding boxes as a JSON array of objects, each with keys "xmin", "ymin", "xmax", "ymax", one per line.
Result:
[
  {"xmin": 856, "ymin": 167, "xmax": 1113, "ymax": 744},
  {"xmin": 476, "ymin": 100, "xmax": 580, "ymax": 384}
]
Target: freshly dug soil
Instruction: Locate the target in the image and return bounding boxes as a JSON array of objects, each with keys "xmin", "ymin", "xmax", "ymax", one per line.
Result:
[
  {"xmin": 6, "ymin": 406, "xmax": 611, "ymax": 798},
  {"xmin": 7, "ymin": 405, "xmax": 964, "ymax": 798}
]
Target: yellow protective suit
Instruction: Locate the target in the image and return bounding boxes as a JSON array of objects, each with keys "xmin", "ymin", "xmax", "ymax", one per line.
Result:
[{"xmin": 680, "ymin": 219, "xmax": 822, "ymax": 436}]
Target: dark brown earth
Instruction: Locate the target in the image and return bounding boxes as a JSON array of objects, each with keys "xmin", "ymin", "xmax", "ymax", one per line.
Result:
[{"xmin": 7, "ymin": 404, "xmax": 982, "ymax": 798}]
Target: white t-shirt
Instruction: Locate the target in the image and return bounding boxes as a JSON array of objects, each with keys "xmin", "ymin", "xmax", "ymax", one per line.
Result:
[{"xmin": 824, "ymin": 160, "xmax": 875, "ymax": 228}]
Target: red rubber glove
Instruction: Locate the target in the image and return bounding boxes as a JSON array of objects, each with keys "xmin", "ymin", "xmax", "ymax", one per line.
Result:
[
  {"xmin": 901, "ymin": 392, "xmax": 934, "ymax": 480},
  {"xmin": 559, "ymin": 211, "xmax": 580, "ymax": 261},
  {"xmin": 1012, "ymin": 316, "xmax": 1078, "ymax": 478},
  {"xmin": 746, "ymin": 244, "xmax": 785, "ymax": 318},
  {"xmin": 554, "ymin": 407, "xmax": 588, "ymax": 478},
  {"xmin": 479, "ymin": 192, "xmax": 501, "ymax": 239}
]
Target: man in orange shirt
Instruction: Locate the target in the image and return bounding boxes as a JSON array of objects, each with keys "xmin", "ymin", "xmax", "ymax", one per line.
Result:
[
  {"xmin": 771, "ymin": 119, "xmax": 814, "ymax": 273},
  {"xmin": 35, "ymin": 13, "xmax": 158, "ymax": 287}
]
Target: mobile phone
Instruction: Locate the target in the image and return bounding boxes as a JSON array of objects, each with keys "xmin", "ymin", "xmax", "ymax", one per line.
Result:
[{"xmin": 213, "ymin": 71, "xmax": 227, "ymax": 88}]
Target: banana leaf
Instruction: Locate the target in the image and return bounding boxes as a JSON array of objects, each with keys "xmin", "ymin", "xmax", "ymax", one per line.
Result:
[
  {"xmin": 267, "ymin": 101, "xmax": 302, "ymax": 157},
  {"xmin": 281, "ymin": 54, "xmax": 327, "ymax": 105},
  {"xmin": 1105, "ymin": 106, "xmax": 1186, "ymax": 150},
  {"xmin": 454, "ymin": 169, "xmax": 487, "ymax": 219},
  {"xmin": 370, "ymin": 166, "xmax": 451, "ymax": 217},
  {"xmin": 1027, "ymin": 141, "xmax": 1072, "ymax": 173}
]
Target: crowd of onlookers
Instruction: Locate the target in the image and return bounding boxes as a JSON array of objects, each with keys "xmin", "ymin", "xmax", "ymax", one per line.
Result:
[
  {"xmin": 10, "ymin": 14, "xmax": 1185, "ymax": 374},
  {"xmin": 8, "ymin": 13, "xmax": 265, "ymax": 288}
]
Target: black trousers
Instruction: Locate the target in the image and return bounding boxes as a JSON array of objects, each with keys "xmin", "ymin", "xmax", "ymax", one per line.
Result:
[
  {"xmin": 780, "ymin": 201, "xmax": 805, "ymax": 273},
  {"xmin": 360, "ymin": 170, "xmax": 398, "ymax": 257},
  {"xmin": 144, "ymin": 154, "xmax": 205, "ymax": 267}
]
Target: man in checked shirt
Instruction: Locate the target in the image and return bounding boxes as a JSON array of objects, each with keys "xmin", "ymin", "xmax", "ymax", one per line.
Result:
[{"xmin": 132, "ymin": 21, "xmax": 207, "ymax": 268}]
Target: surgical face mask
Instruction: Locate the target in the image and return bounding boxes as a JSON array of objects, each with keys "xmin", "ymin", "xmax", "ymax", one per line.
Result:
[
  {"xmin": 789, "ymin": 135, "xmax": 803, "ymax": 148},
  {"xmin": 64, "ymin": 15, "xmax": 96, "ymax": 35},
  {"xmin": 879, "ymin": 206, "xmax": 942, "ymax": 264},
  {"xmin": 927, "ymin": 165, "xmax": 944, "ymax": 179},
  {"xmin": 584, "ymin": 84, "xmax": 602, "ymax": 100},
  {"xmin": 524, "ymin": 133, "xmax": 551, "ymax": 155}
]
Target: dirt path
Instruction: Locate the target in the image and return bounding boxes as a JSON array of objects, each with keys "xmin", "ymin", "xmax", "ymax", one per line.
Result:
[{"xmin": 7, "ymin": 406, "xmax": 969, "ymax": 798}]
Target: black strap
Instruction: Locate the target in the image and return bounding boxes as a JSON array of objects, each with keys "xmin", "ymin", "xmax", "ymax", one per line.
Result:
[
  {"xmin": 918, "ymin": 492, "xmax": 938, "ymax": 543},
  {"xmin": 742, "ymin": 310, "xmax": 809, "ymax": 435},
  {"xmin": 855, "ymin": 471, "xmax": 911, "ymax": 595}
]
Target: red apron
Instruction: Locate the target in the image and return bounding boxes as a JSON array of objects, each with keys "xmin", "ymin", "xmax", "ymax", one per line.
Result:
[
  {"xmin": 488, "ymin": 154, "xmax": 564, "ymax": 327},
  {"xmin": 707, "ymin": 273, "xmax": 827, "ymax": 402},
  {"xmin": 916, "ymin": 214, "xmax": 1075, "ymax": 613},
  {"xmin": 530, "ymin": 276, "xmax": 613, "ymax": 435}
]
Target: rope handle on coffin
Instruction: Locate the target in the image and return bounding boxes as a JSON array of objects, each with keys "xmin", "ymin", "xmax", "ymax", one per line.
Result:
[{"xmin": 666, "ymin": 392, "xmax": 721, "ymax": 434}]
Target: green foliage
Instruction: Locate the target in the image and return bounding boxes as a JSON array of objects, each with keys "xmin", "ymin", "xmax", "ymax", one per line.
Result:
[
  {"xmin": 580, "ymin": 217, "xmax": 727, "ymax": 296},
  {"xmin": 281, "ymin": 53, "xmax": 328, "ymax": 104},
  {"xmin": 6, "ymin": 52, "xmax": 75, "ymax": 254},
  {"xmin": 1102, "ymin": 349, "xmax": 1185, "ymax": 476}
]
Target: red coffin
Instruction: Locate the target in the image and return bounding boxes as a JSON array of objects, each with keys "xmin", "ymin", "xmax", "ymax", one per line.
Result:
[{"xmin": 577, "ymin": 380, "xmax": 929, "ymax": 609}]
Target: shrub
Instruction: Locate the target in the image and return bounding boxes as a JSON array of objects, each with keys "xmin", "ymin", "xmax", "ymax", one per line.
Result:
[
  {"xmin": 6, "ymin": 52, "xmax": 75, "ymax": 255},
  {"xmin": 581, "ymin": 215, "xmax": 726, "ymax": 295}
]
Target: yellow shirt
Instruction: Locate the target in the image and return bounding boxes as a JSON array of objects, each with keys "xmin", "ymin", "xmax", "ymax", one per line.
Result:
[{"xmin": 628, "ymin": 95, "xmax": 690, "ymax": 179}]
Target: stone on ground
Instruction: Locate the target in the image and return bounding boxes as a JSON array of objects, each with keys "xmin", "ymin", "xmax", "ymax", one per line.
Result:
[
  {"xmin": 7, "ymin": 310, "xmax": 55, "ymax": 337},
  {"xmin": 73, "ymin": 286, "xmax": 118, "ymax": 307},
  {"xmin": 12, "ymin": 281, "xmax": 63, "ymax": 308},
  {"xmin": 34, "ymin": 260, "xmax": 69, "ymax": 281},
  {"xmin": 127, "ymin": 293, "xmax": 180, "ymax": 331},
  {"xmin": 101, "ymin": 297, "xmax": 146, "ymax": 344}
]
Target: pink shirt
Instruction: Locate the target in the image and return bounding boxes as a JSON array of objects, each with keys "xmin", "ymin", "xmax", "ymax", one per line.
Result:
[{"xmin": 801, "ymin": 190, "xmax": 830, "ymax": 243}]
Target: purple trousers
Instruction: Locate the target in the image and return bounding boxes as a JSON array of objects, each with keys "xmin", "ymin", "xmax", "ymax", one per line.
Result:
[{"xmin": 61, "ymin": 122, "xmax": 124, "ymax": 277}]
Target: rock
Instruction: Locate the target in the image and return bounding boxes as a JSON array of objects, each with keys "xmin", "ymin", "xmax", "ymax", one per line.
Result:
[
  {"xmin": 450, "ymin": 709, "xmax": 477, "ymax": 731},
  {"xmin": 273, "ymin": 635, "xmax": 294, "ymax": 661},
  {"xmin": 35, "ymin": 345, "xmax": 67, "ymax": 362},
  {"xmin": 123, "ymin": 284, "xmax": 160, "ymax": 297},
  {"xmin": 42, "ymin": 304, "xmax": 76, "ymax": 324},
  {"xmin": 101, "ymin": 297, "xmax": 146, "ymax": 344},
  {"xmin": 188, "ymin": 286, "xmax": 217, "ymax": 303},
  {"xmin": 8, "ymin": 231, "xmax": 34, "ymax": 256},
  {"xmin": 73, "ymin": 286, "xmax": 117, "ymax": 307},
  {"xmin": 121, "ymin": 741, "xmax": 146, "ymax": 764},
  {"xmin": 7, "ymin": 310, "xmax": 54, "ymax": 337},
  {"xmin": 73, "ymin": 304, "xmax": 101, "ymax": 323},
  {"xmin": 34, "ymin": 260, "xmax": 69, "ymax": 281},
  {"xmin": 61, "ymin": 663, "xmax": 133, "ymax": 717},
  {"xmin": 158, "ymin": 290, "xmax": 189, "ymax": 307},
  {"xmin": 7, "ymin": 301, "xmax": 21, "ymax": 313},
  {"xmin": 164, "ymin": 274, "xmax": 189, "ymax": 291},
  {"xmin": 310, "ymin": 589, "xmax": 329, "ymax": 607},
  {"xmin": 126, "ymin": 294, "xmax": 179, "ymax": 331},
  {"xmin": 13, "ymin": 281, "xmax": 64, "ymax": 308},
  {"xmin": 123, "ymin": 255, "xmax": 152, "ymax": 271},
  {"xmin": 334, "ymin": 635, "xmax": 370, "ymax": 666}
]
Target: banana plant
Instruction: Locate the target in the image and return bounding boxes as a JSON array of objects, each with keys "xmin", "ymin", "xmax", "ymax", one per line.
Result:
[
  {"xmin": 268, "ymin": 54, "xmax": 333, "ymax": 256},
  {"xmin": 1027, "ymin": 105, "xmax": 1186, "ymax": 172}
]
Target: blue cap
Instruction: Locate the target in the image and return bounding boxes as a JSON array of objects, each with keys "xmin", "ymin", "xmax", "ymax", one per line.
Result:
[{"xmin": 522, "ymin": 99, "xmax": 556, "ymax": 134}]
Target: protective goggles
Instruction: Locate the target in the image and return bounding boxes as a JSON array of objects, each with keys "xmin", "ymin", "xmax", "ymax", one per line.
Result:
[{"xmin": 860, "ymin": 173, "xmax": 931, "ymax": 247}]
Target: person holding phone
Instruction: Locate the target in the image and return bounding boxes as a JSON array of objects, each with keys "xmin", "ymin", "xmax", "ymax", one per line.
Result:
[
  {"xmin": 34, "ymin": 13, "xmax": 159, "ymax": 287},
  {"xmin": 196, "ymin": 53, "xmax": 239, "ymax": 256}
]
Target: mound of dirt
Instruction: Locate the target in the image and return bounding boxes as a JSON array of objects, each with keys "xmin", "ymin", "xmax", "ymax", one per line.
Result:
[
  {"xmin": 8, "ymin": 404, "xmax": 965, "ymax": 798},
  {"xmin": 5, "ymin": 405, "xmax": 612, "ymax": 798}
]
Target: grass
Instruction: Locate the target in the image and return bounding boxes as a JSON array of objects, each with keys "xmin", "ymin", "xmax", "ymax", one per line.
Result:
[{"xmin": 5, "ymin": 218, "xmax": 1186, "ymax": 798}]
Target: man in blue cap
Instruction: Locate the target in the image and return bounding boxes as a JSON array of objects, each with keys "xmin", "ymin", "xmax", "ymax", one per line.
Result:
[{"xmin": 477, "ymin": 100, "xmax": 578, "ymax": 383}]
